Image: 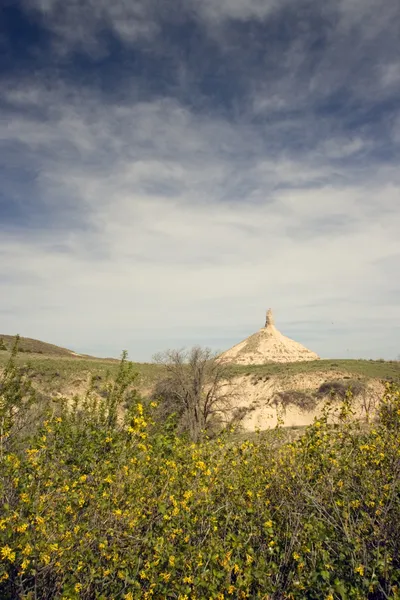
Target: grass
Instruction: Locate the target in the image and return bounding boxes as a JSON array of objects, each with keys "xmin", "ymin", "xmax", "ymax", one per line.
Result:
[
  {"xmin": 227, "ymin": 358, "xmax": 400, "ymax": 381},
  {"xmin": 0, "ymin": 334, "xmax": 82, "ymax": 357},
  {"xmin": 0, "ymin": 351, "xmax": 163, "ymax": 394},
  {"xmin": 1, "ymin": 350, "xmax": 399, "ymax": 401}
]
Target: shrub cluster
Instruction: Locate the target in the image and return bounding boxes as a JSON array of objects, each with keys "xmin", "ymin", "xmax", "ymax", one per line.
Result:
[{"xmin": 1, "ymin": 348, "xmax": 400, "ymax": 599}]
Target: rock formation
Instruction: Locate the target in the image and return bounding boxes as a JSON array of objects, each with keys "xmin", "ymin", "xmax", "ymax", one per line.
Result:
[{"xmin": 219, "ymin": 309, "xmax": 319, "ymax": 365}]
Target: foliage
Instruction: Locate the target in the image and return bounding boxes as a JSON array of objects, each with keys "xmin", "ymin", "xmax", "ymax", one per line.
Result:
[
  {"xmin": 317, "ymin": 379, "xmax": 366, "ymax": 399},
  {"xmin": 272, "ymin": 390, "xmax": 317, "ymax": 413},
  {"xmin": 0, "ymin": 336, "xmax": 38, "ymax": 455},
  {"xmin": 153, "ymin": 347, "xmax": 238, "ymax": 442},
  {"xmin": 1, "ymin": 348, "xmax": 400, "ymax": 599}
]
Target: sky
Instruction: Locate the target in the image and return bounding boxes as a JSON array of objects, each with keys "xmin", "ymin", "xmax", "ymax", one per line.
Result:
[{"xmin": 0, "ymin": 0, "xmax": 399, "ymax": 361}]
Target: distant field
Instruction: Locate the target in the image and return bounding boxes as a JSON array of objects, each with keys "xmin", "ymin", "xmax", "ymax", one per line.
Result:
[
  {"xmin": 228, "ymin": 358, "xmax": 400, "ymax": 381},
  {"xmin": 0, "ymin": 348, "xmax": 162, "ymax": 392}
]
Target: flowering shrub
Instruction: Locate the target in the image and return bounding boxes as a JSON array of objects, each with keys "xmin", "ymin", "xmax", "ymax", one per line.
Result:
[{"xmin": 1, "ymin": 350, "xmax": 400, "ymax": 599}]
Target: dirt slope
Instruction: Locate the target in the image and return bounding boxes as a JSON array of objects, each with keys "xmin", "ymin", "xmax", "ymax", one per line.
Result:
[{"xmin": 230, "ymin": 370, "xmax": 385, "ymax": 430}]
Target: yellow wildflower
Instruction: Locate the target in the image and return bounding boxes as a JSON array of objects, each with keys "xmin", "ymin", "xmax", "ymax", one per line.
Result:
[
  {"xmin": 22, "ymin": 543, "xmax": 32, "ymax": 556},
  {"xmin": 1, "ymin": 545, "xmax": 16, "ymax": 562}
]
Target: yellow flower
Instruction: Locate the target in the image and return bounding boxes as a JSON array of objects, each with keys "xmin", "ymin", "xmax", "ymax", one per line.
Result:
[
  {"xmin": 264, "ymin": 520, "xmax": 273, "ymax": 528},
  {"xmin": 355, "ymin": 565, "xmax": 365, "ymax": 576},
  {"xmin": 22, "ymin": 543, "xmax": 32, "ymax": 556},
  {"xmin": 16, "ymin": 523, "xmax": 29, "ymax": 533},
  {"xmin": 74, "ymin": 583, "xmax": 82, "ymax": 592},
  {"xmin": 169, "ymin": 555, "xmax": 175, "ymax": 566},
  {"xmin": 21, "ymin": 558, "xmax": 30, "ymax": 572},
  {"xmin": 1, "ymin": 545, "xmax": 16, "ymax": 562}
]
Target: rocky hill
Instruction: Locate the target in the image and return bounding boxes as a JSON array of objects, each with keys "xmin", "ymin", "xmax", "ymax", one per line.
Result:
[{"xmin": 219, "ymin": 309, "xmax": 319, "ymax": 365}]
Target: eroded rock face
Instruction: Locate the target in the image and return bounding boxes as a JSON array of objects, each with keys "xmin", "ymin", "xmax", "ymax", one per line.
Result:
[{"xmin": 219, "ymin": 309, "xmax": 319, "ymax": 365}]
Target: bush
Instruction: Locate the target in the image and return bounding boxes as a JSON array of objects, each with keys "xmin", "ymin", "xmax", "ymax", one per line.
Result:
[
  {"xmin": 1, "ymin": 348, "xmax": 400, "ymax": 599},
  {"xmin": 273, "ymin": 390, "xmax": 317, "ymax": 412},
  {"xmin": 317, "ymin": 379, "xmax": 365, "ymax": 399}
]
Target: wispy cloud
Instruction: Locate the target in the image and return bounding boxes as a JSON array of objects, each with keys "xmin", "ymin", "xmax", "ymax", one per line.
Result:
[{"xmin": 0, "ymin": 0, "xmax": 399, "ymax": 359}]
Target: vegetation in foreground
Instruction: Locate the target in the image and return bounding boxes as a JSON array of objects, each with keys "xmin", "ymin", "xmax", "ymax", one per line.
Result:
[{"xmin": 1, "ymin": 342, "xmax": 400, "ymax": 599}]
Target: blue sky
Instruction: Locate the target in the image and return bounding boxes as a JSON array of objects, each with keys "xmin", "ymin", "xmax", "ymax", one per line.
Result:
[{"xmin": 1, "ymin": 0, "xmax": 399, "ymax": 360}]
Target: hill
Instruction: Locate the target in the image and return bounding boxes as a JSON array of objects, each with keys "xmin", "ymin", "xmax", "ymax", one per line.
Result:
[
  {"xmin": 0, "ymin": 334, "xmax": 89, "ymax": 358},
  {"xmin": 219, "ymin": 308, "xmax": 319, "ymax": 364},
  {"xmin": 1, "ymin": 335, "xmax": 399, "ymax": 430}
]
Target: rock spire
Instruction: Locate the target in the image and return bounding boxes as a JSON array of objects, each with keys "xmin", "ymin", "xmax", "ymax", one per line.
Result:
[{"xmin": 219, "ymin": 308, "xmax": 319, "ymax": 365}]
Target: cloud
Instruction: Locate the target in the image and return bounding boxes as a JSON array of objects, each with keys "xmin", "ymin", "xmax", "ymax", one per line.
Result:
[
  {"xmin": 1, "ymin": 0, "xmax": 400, "ymax": 359},
  {"xmin": 23, "ymin": 0, "xmax": 160, "ymax": 55}
]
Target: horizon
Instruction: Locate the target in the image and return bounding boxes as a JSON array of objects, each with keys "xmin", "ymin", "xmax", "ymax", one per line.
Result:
[{"xmin": 1, "ymin": 0, "xmax": 399, "ymax": 361}]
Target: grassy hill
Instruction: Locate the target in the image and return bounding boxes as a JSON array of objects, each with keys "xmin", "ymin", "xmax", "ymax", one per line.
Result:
[
  {"xmin": 1, "ymin": 335, "xmax": 399, "ymax": 403},
  {"xmin": 229, "ymin": 357, "xmax": 400, "ymax": 381},
  {"xmin": 0, "ymin": 333, "xmax": 90, "ymax": 358}
]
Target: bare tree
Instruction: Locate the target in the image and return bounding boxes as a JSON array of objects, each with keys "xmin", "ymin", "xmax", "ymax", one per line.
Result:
[{"xmin": 153, "ymin": 346, "xmax": 240, "ymax": 442}]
